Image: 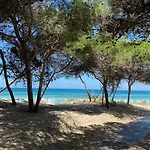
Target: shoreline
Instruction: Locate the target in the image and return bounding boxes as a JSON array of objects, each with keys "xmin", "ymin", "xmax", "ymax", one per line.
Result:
[
  {"xmin": 1, "ymin": 98, "xmax": 150, "ymax": 110},
  {"xmin": 1, "ymin": 88, "xmax": 150, "ymax": 104}
]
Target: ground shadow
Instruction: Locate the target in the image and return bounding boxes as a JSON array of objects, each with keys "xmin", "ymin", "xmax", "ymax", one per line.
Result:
[
  {"xmin": 1, "ymin": 101, "xmax": 150, "ymax": 150},
  {"xmin": 0, "ymin": 101, "xmax": 70, "ymax": 150},
  {"xmin": 49, "ymin": 103, "xmax": 150, "ymax": 118},
  {"xmin": 137, "ymin": 132, "xmax": 150, "ymax": 149}
]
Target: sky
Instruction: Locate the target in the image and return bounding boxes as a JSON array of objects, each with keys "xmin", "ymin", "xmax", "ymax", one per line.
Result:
[{"xmin": 0, "ymin": 75, "xmax": 150, "ymax": 91}]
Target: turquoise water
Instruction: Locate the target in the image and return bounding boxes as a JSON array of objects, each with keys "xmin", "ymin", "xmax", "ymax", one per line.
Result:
[{"xmin": 0, "ymin": 88, "xmax": 150, "ymax": 104}]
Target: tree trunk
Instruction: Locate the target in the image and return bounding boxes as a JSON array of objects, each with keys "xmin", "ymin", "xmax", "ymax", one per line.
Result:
[
  {"xmin": 111, "ymin": 91, "xmax": 116, "ymax": 105},
  {"xmin": 0, "ymin": 77, "xmax": 19, "ymax": 93},
  {"xmin": 111, "ymin": 92, "xmax": 116, "ymax": 102},
  {"xmin": 127, "ymin": 84, "xmax": 131, "ymax": 105},
  {"xmin": 102, "ymin": 88, "xmax": 104, "ymax": 106},
  {"xmin": 25, "ymin": 59, "xmax": 34, "ymax": 112},
  {"xmin": 0, "ymin": 50, "xmax": 16, "ymax": 105},
  {"xmin": 103, "ymin": 83, "xmax": 109, "ymax": 108},
  {"xmin": 34, "ymin": 91, "xmax": 41, "ymax": 113},
  {"xmin": 34, "ymin": 83, "xmax": 42, "ymax": 112},
  {"xmin": 111, "ymin": 84, "xmax": 119, "ymax": 105},
  {"xmin": 79, "ymin": 75, "xmax": 92, "ymax": 102},
  {"xmin": 93, "ymin": 86, "xmax": 102, "ymax": 102},
  {"xmin": 34, "ymin": 63, "xmax": 45, "ymax": 112}
]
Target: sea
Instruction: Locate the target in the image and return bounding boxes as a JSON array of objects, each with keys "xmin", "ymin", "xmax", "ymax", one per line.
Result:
[{"xmin": 0, "ymin": 88, "xmax": 150, "ymax": 104}]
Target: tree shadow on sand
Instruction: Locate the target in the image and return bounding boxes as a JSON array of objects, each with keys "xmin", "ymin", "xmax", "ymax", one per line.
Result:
[
  {"xmin": 1, "ymin": 101, "xmax": 150, "ymax": 150},
  {"xmin": 0, "ymin": 102, "xmax": 71, "ymax": 150},
  {"xmin": 49, "ymin": 103, "xmax": 150, "ymax": 118}
]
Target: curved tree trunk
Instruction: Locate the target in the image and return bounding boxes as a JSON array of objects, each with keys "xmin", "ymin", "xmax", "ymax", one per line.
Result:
[
  {"xmin": 111, "ymin": 82, "xmax": 120, "ymax": 105},
  {"xmin": 111, "ymin": 91, "xmax": 117, "ymax": 105},
  {"xmin": 0, "ymin": 50, "xmax": 16, "ymax": 105},
  {"xmin": 79, "ymin": 75, "xmax": 92, "ymax": 102},
  {"xmin": 93, "ymin": 85, "xmax": 102, "ymax": 102},
  {"xmin": 103, "ymin": 83, "xmax": 109, "ymax": 108},
  {"xmin": 25, "ymin": 59, "xmax": 34, "ymax": 112},
  {"xmin": 0, "ymin": 77, "xmax": 19, "ymax": 93}
]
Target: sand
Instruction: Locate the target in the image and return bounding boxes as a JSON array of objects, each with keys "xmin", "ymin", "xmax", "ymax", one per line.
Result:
[{"xmin": 0, "ymin": 100, "xmax": 150, "ymax": 150}]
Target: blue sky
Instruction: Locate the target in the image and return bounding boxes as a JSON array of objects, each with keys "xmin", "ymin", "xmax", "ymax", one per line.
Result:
[
  {"xmin": 48, "ymin": 77, "xmax": 150, "ymax": 91},
  {"xmin": 0, "ymin": 75, "xmax": 150, "ymax": 91}
]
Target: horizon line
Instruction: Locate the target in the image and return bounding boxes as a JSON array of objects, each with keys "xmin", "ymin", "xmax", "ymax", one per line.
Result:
[{"xmin": 0, "ymin": 87, "xmax": 150, "ymax": 92}]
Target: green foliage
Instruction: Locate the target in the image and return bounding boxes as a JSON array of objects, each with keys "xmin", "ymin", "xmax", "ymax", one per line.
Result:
[
  {"xmin": 97, "ymin": 0, "xmax": 150, "ymax": 38},
  {"xmin": 65, "ymin": 0, "xmax": 94, "ymax": 32},
  {"xmin": 115, "ymin": 39, "xmax": 150, "ymax": 66},
  {"xmin": 136, "ymin": 41, "xmax": 150, "ymax": 66},
  {"xmin": 65, "ymin": 34, "xmax": 93, "ymax": 58},
  {"xmin": 35, "ymin": 6, "xmax": 61, "ymax": 34},
  {"xmin": 35, "ymin": 0, "xmax": 96, "ymax": 44},
  {"xmin": 93, "ymin": 35, "xmax": 117, "ymax": 54},
  {"xmin": 94, "ymin": 0, "xmax": 112, "ymax": 17}
]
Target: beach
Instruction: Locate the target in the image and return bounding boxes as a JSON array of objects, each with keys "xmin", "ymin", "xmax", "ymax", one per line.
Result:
[{"xmin": 1, "ymin": 99, "xmax": 150, "ymax": 149}]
